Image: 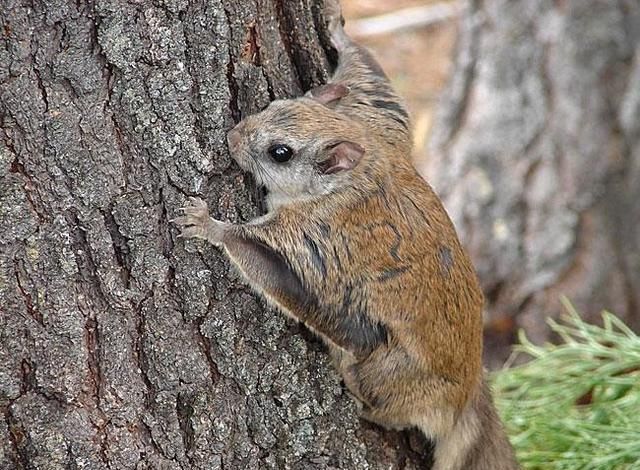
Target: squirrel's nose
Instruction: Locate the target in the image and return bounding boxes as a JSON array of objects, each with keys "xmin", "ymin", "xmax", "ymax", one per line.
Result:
[{"xmin": 227, "ymin": 124, "xmax": 243, "ymax": 152}]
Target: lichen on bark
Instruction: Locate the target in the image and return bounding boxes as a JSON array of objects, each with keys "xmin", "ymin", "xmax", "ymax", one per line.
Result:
[{"xmin": 0, "ymin": 0, "xmax": 431, "ymax": 468}]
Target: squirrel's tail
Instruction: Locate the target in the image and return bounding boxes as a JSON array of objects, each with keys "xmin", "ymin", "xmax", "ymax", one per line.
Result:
[{"xmin": 432, "ymin": 379, "xmax": 519, "ymax": 470}]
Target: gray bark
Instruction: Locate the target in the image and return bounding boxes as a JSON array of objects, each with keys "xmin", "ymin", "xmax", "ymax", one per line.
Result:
[
  {"xmin": 429, "ymin": 0, "xmax": 640, "ymax": 363},
  {"xmin": 0, "ymin": 1, "xmax": 431, "ymax": 468}
]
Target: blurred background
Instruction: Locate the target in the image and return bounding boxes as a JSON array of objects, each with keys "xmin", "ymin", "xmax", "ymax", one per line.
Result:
[{"xmin": 342, "ymin": 0, "xmax": 640, "ymax": 367}]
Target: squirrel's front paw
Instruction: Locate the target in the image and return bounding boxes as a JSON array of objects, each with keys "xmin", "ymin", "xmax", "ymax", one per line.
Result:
[{"xmin": 173, "ymin": 197, "xmax": 225, "ymax": 244}]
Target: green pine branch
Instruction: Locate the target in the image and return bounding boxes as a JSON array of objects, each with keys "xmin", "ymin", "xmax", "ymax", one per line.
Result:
[{"xmin": 492, "ymin": 298, "xmax": 640, "ymax": 470}]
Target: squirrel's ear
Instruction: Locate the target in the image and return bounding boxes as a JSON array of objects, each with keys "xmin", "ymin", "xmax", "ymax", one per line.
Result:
[
  {"xmin": 320, "ymin": 141, "xmax": 365, "ymax": 175},
  {"xmin": 306, "ymin": 83, "xmax": 349, "ymax": 105}
]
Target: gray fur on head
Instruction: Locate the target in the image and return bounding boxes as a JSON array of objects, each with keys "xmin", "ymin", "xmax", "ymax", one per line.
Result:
[{"xmin": 227, "ymin": 97, "xmax": 369, "ymax": 209}]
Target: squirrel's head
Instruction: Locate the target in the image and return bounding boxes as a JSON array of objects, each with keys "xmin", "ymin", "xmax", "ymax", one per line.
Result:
[{"xmin": 227, "ymin": 84, "xmax": 369, "ymax": 206}]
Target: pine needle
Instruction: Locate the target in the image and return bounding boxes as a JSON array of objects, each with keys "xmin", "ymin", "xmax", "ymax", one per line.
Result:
[{"xmin": 492, "ymin": 300, "xmax": 640, "ymax": 470}]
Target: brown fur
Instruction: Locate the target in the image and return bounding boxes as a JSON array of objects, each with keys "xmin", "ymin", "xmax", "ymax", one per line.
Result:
[{"xmin": 174, "ymin": 1, "xmax": 518, "ymax": 468}]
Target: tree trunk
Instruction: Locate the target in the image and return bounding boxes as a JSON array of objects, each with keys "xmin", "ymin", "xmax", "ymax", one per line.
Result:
[
  {"xmin": 429, "ymin": 0, "xmax": 640, "ymax": 364},
  {"xmin": 0, "ymin": 1, "xmax": 431, "ymax": 468}
]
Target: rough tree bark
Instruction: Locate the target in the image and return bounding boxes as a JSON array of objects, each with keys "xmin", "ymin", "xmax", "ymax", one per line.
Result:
[
  {"xmin": 0, "ymin": 1, "xmax": 431, "ymax": 468},
  {"xmin": 429, "ymin": 0, "xmax": 640, "ymax": 363}
]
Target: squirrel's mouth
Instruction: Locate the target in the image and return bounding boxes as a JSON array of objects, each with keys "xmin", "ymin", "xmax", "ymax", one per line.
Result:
[{"xmin": 233, "ymin": 153, "xmax": 265, "ymax": 188}]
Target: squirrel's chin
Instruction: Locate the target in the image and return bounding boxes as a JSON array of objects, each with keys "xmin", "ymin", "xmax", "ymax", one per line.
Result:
[{"xmin": 230, "ymin": 153, "xmax": 252, "ymax": 173}]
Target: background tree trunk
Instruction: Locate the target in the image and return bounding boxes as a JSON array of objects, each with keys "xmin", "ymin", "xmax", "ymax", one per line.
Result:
[
  {"xmin": 429, "ymin": 0, "xmax": 640, "ymax": 364},
  {"xmin": 0, "ymin": 1, "xmax": 431, "ymax": 468}
]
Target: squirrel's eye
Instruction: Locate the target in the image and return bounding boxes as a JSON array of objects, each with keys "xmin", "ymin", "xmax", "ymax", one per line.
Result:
[{"xmin": 268, "ymin": 144, "xmax": 293, "ymax": 163}]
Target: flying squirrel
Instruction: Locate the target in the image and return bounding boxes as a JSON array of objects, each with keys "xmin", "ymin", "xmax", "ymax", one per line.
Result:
[{"xmin": 174, "ymin": 1, "xmax": 519, "ymax": 468}]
